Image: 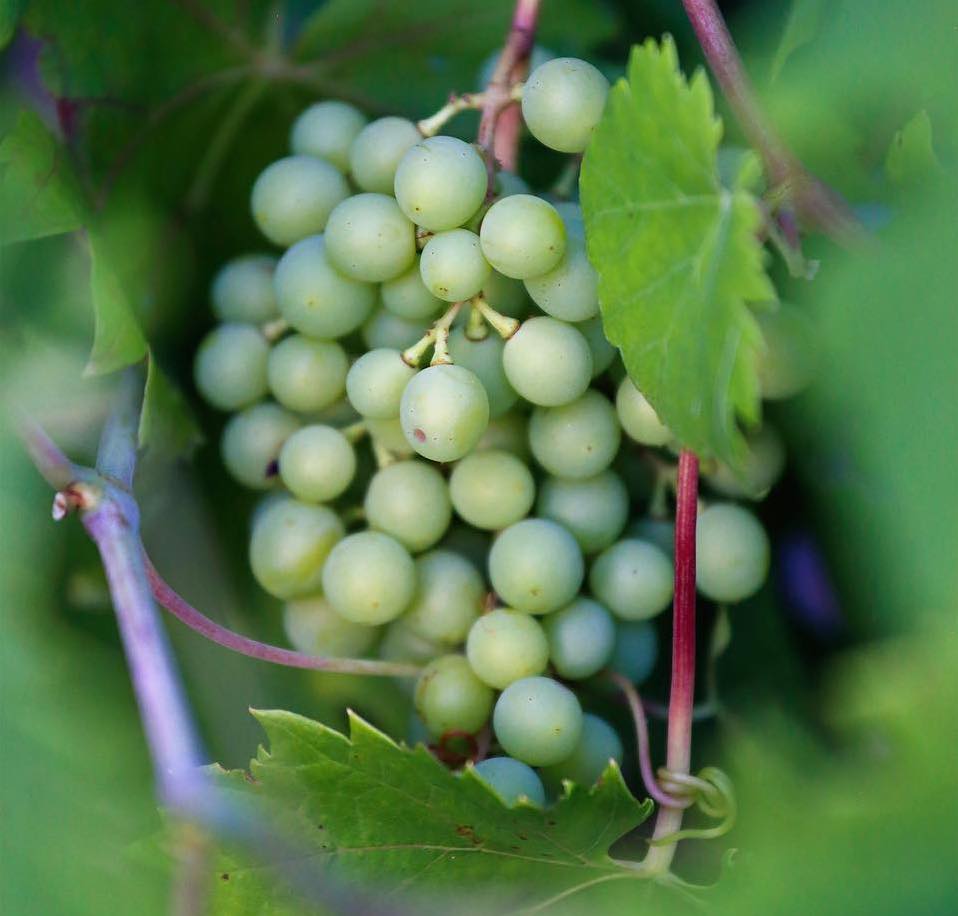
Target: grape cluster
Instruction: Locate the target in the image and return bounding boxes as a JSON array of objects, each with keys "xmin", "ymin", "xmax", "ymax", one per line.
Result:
[{"xmin": 194, "ymin": 56, "xmax": 808, "ymax": 807}]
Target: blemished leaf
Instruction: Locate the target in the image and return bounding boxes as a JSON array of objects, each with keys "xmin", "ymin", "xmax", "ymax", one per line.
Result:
[
  {"xmin": 884, "ymin": 110, "xmax": 942, "ymax": 188},
  {"xmin": 770, "ymin": 0, "xmax": 826, "ymax": 81},
  {"xmin": 138, "ymin": 352, "xmax": 203, "ymax": 457},
  {"xmin": 209, "ymin": 710, "xmax": 653, "ymax": 913},
  {"xmin": 581, "ymin": 38, "xmax": 775, "ymax": 466}
]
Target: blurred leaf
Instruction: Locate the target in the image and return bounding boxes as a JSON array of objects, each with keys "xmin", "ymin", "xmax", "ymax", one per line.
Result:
[
  {"xmin": 581, "ymin": 38, "xmax": 774, "ymax": 466},
  {"xmin": 769, "ymin": 0, "xmax": 825, "ymax": 81},
  {"xmin": 884, "ymin": 110, "xmax": 942, "ymax": 188},
  {"xmin": 0, "ymin": 0, "xmax": 23, "ymax": 50},
  {"xmin": 138, "ymin": 352, "xmax": 202, "ymax": 457}
]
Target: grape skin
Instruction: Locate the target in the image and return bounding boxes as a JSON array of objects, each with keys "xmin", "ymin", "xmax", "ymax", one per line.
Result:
[
  {"xmin": 503, "ymin": 316, "xmax": 592, "ymax": 407},
  {"xmin": 449, "ymin": 449, "xmax": 534, "ymax": 531},
  {"xmin": 542, "ymin": 597, "xmax": 616, "ymax": 680},
  {"xmin": 616, "ymin": 377, "xmax": 672, "ymax": 446},
  {"xmin": 577, "ymin": 316, "xmax": 617, "ymax": 377},
  {"xmin": 349, "ymin": 116, "xmax": 422, "ymax": 194},
  {"xmin": 493, "ymin": 676, "xmax": 583, "ymax": 766},
  {"xmin": 696, "ymin": 503, "xmax": 770, "ymax": 603},
  {"xmin": 267, "ymin": 334, "xmax": 348, "ymax": 414},
  {"xmin": 381, "ymin": 258, "xmax": 444, "ymax": 321},
  {"xmin": 290, "ymin": 100, "xmax": 367, "ymax": 172},
  {"xmin": 362, "ymin": 308, "xmax": 431, "ymax": 351},
  {"xmin": 324, "ymin": 193, "xmax": 416, "ymax": 283},
  {"xmin": 283, "ymin": 594, "xmax": 379, "ymax": 657},
  {"xmin": 346, "ymin": 348, "xmax": 417, "ymax": 420},
  {"xmin": 479, "ymin": 194, "xmax": 566, "ymax": 280},
  {"xmin": 446, "ymin": 327, "xmax": 518, "ymax": 419},
  {"xmin": 278, "ymin": 425, "xmax": 356, "ymax": 503},
  {"xmin": 539, "ymin": 714, "xmax": 622, "ymax": 790},
  {"xmin": 706, "ymin": 424, "xmax": 786, "ymax": 499},
  {"xmin": 466, "ymin": 607, "xmax": 549, "ymax": 689},
  {"xmin": 529, "ymin": 389, "xmax": 621, "ymax": 479},
  {"xmin": 589, "ymin": 538, "xmax": 674, "ymax": 621},
  {"xmin": 523, "ymin": 236, "xmax": 599, "ymax": 322},
  {"xmin": 193, "ymin": 323, "xmax": 269, "ymax": 411},
  {"xmin": 471, "ymin": 757, "xmax": 545, "ymax": 807},
  {"xmin": 221, "ymin": 402, "xmax": 300, "ymax": 490},
  {"xmin": 475, "ymin": 411, "xmax": 530, "ymax": 460},
  {"xmin": 379, "ymin": 619, "xmax": 446, "ymax": 665},
  {"xmin": 211, "ymin": 255, "xmax": 278, "ymax": 323},
  {"xmin": 366, "ymin": 417, "xmax": 415, "ymax": 458},
  {"xmin": 609, "ymin": 621, "xmax": 658, "ymax": 685},
  {"xmin": 401, "ymin": 549, "xmax": 485, "ymax": 645},
  {"xmin": 419, "ymin": 229, "xmax": 491, "ymax": 302},
  {"xmin": 415, "ymin": 654, "xmax": 494, "ymax": 737},
  {"xmin": 364, "ymin": 460, "xmax": 452, "ymax": 552},
  {"xmin": 536, "ymin": 470, "xmax": 629, "ymax": 554}
]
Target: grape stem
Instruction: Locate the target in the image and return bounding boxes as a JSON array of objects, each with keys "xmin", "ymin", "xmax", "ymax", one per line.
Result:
[
  {"xmin": 471, "ymin": 295, "xmax": 520, "ymax": 339},
  {"xmin": 417, "ymin": 91, "xmax": 486, "ymax": 137}
]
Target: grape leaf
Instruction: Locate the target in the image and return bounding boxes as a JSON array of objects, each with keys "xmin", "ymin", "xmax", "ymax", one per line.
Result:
[
  {"xmin": 209, "ymin": 710, "xmax": 653, "ymax": 914},
  {"xmin": 581, "ymin": 37, "xmax": 774, "ymax": 465},
  {"xmin": 138, "ymin": 352, "xmax": 202, "ymax": 456},
  {"xmin": 884, "ymin": 110, "xmax": 943, "ymax": 188},
  {"xmin": 770, "ymin": 0, "xmax": 826, "ymax": 81}
]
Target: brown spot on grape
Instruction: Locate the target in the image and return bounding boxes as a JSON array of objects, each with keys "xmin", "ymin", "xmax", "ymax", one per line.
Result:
[{"xmin": 414, "ymin": 428, "xmax": 427, "ymax": 442}]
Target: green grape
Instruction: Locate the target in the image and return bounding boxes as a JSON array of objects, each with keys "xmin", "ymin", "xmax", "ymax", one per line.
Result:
[
  {"xmin": 221, "ymin": 402, "xmax": 300, "ymax": 490},
  {"xmin": 415, "ymin": 654, "xmax": 494, "ymax": 736},
  {"xmin": 289, "ymin": 100, "xmax": 367, "ymax": 172},
  {"xmin": 539, "ymin": 714, "xmax": 622, "ymax": 790},
  {"xmin": 479, "ymin": 194, "xmax": 566, "ymax": 280},
  {"xmin": 402, "ymin": 549, "xmax": 485, "ymax": 645},
  {"xmin": 394, "ymin": 135, "xmax": 487, "ymax": 232},
  {"xmin": 420, "ymin": 229, "xmax": 491, "ymax": 302},
  {"xmin": 277, "ymin": 425, "xmax": 356, "ymax": 503},
  {"xmin": 449, "ymin": 449, "xmax": 534, "ymax": 531},
  {"xmin": 542, "ymin": 597, "xmax": 615, "ymax": 680},
  {"xmin": 521, "ymin": 57, "xmax": 609, "ymax": 153},
  {"xmin": 266, "ymin": 334, "xmax": 348, "ymax": 413},
  {"xmin": 537, "ymin": 470, "xmax": 628, "ymax": 554},
  {"xmin": 553, "ymin": 202, "xmax": 585, "ymax": 240},
  {"xmin": 275, "ymin": 235, "xmax": 376, "ymax": 339},
  {"xmin": 211, "ymin": 254, "xmax": 278, "ymax": 323},
  {"xmin": 706, "ymin": 424, "xmax": 786, "ymax": 499},
  {"xmin": 324, "ymin": 192, "xmax": 416, "ymax": 282},
  {"xmin": 399, "ymin": 364, "xmax": 490, "ymax": 462},
  {"xmin": 503, "ymin": 316, "xmax": 592, "ymax": 406},
  {"xmin": 627, "ymin": 517, "xmax": 675, "ymax": 557},
  {"xmin": 381, "ymin": 258, "xmax": 444, "ymax": 320},
  {"xmin": 438, "ymin": 524, "xmax": 491, "ymax": 574},
  {"xmin": 493, "ymin": 170, "xmax": 530, "ymax": 198},
  {"xmin": 364, "ymin": 460, "xmax": 452, "ymax": 552},
  {"xmin": 488, "ymin": 518, "xmax": 584, "ymax": 614},
  {"xmin": 346, "ymin": 348, "xmax": 417, "ymax": 419},
  {"xmin": 696, "ymin": 503, "xmax": 770, "ymax": 603},
  {"xmin": 609, "ymin": 621, "xmax": 658, "ymax": 684},
  {"xmin": 193, "ymin": 323, "xmax": 269, "ymax": 411},
  {"xmin": 379, "ymin": 618, "xmax": 445, "ymax": 665},
  {"xmin": 577, "ymin": 316, "xmax": 617, "ymax": 377},
  {"xmin": 322, "ymin": 530, "xmax": 417, "ymax": 624},
  {"xmin": 492, "ymin": 676, "xmax": 583, "ymax": 766},
  {"xmin": 362, "ymin": 308, "xmax": 431, "ymax": 351},
  {"xmin": 756, "ymin": 302, "xmax": 816, "ymax": 400},
  {"xmin": 349, "ymin": 116, "xmax": 422, "ymax": 194},
  {"xmin": 475, "ymin": 411, "xmax": 530, "ymax": 460},
  {"xmin": 616, "ymin": 377, "xmax": 672, "ymax": 446},
  {"xmin": 529, "ymin": 389, "xmax": 621, "ymax": 478},
  {"xmin": 250, "ymin": 498, "xmax": 344, "ymax": 599},
  {"xmin": 482, "ymin": 269, "xmax": 531, "ymax": 319},
  {"xmin": 466, "ymin": 607, "xmax": 548, "ymax": 689},
  {"xmin": 282, "ymin": 594, "xmax": 379, "ymax": 657},
  {"xmin": 589, "ymin": 538, "xmax": 674, "ymax": 621},
  {"xmin": 523, "ymin": 237, "xmax": 598, "ymax": 322},
  {"xmin": 471, "ymin": 757, "xmax": 545, "ymax": 807},
  {"xmin": 446, "ymin": 327, "xmax": 518, "ymax": 418},
  {"xmin": 308, "ymin": 396, "xmax": 360, "ymax": 427},
  {"xmin": 251, "ymin": 156, "xmax": 349, "ymax": 246},
  {"xmin": 366, "ymin": 417, "xmax": 415, "ymax": 458}
]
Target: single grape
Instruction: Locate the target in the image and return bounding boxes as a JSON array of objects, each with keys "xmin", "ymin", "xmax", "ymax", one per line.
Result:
[
  {"xmin": 539, "ymin": 714, "xmax": 622, "ymax": 790},
  {"xmin": 381, "ymin": 258, "xmax": 444, "ymax": 320},
  {"xmin": 420, "ymin": 229, "xmax": 491, "ymax": 302},
  {"xmin": 366, "ymin": 417, "xmax": 415, "ymax": 458},
  {"xmin": 609, "ymin": 621, "xmax": 658, "ymax": 684},
  {"xmin": 251, "ymin": 156, "xmax": 349, "ymax": 246},
  {"xmin": 488, "ymin": 518, "xmax": 584, "ymax": 614},
  {"xmin": 221, "ymin": 402, "xmax": 300, "ymax": 489},
  {"xmin": 401, "ymin": 549, "xmax": 485, "ymax": 645},
  {"xmin": 529, "ymin": 389, "xmax": 621, "ymax": 478},
  {"xmin": 346, "ymin": 348, "xmax": 416, "ymax": 420},
  {"xmin": 523, "ymin": 237, "xmax": 598, "ymax": 322},
  {"xmin": 482, "ymin": 269, "xmax": 531, "ymax": 319},
  {"xmin": 289, "ymin": 100, "xmax": 367, "ymax": 172},
  {"xmin": 211, "ymin": 254, "xmax": 278, "ymax": 323},
  {"xmin": 449, "ymin": 449, "xmax": 534, "ymax": 531},
  {"xmin": 283, "ymin": 593, "xmax": 379, "ymax": 657},
  {"xmin": 415, "ymin": 654, "xmax": 494, "ymax": 736},
  {"xmin": 706, "ymin": 424, "xmax": 786, "ymax": 499},
  {"xmin": 275, "ymin": 235, "xmax": 376, "ymax": 339},
  {"xmin": 322, "ymin": 530, "xmax": 417, "ymax": 624},
  {"xmin": 471, "ymin": 757, "xmax": 545, "ymax": 807},
  {"xmin": 193, "ymin": 323, "xmax": 269, "ymax": 411},
  {"xmin": 537, "ymin": 471, "xmax": 629, "ymax": 554},
  {"xmin": 493, "ymin": 676, "xmax": 583, "ymax": 766},
  {"xmin": 250, "ymin": 498, "xmax": 344, "ymax": 599},
  {"xmin": 577, "ymin": 316, "xmax": 617, "ymax": 376},
  {"xmin": 696, "ymin": 503, "xmax": 770, "ymax": 603},
  {"xmin": 616, "ymin": 377, "xmax": 672, "ymax": 446},
  {"xmin": 521, "ymin": 57, "xmax": 609, "ymax": 153},
  {"xmin": 394, "ymin": 136, "xmax": 487, "ymax": 231},
  {"xmin": 400, "ymin": 364, "xmax": 490, "ymax": 462},
  {"xmin": 324, "ymin": 193, "xmax": 416, "ymax": 282},
  {"xmin": 479, "ymin": 194, "xmax": 566, "ymax": 280},
  {"xmin": 267, "ymin": 334, "xmax": 348, "ymax": 413},
  {"xmin": 542, "ymin": 597, "xmax": 615, "ymax": 680},
  {"xmin": 466, "ymin": 607, "xmax": 549, "ymax": 689},
  {"xmin": 756, "ymin": 303, "xmax": 815, "ymax": 400},
  {"xmin": 503, "ymin": 316, "xmax": 592, "ymax": 406},
  {"xmin": 589, "ymin": 538, "xmax": 674, "ymax": 621},
  {"xmin": 446, "ymin": 327, "xmax": 518, "ymax": 418},
  {"xmin": 362, "ymin": 308, "xmax": 431, "ymax": 351},
  {"xmin": 349, "ymin": 116, "xmax": 422, "ymax": 193},
  {"xmin": 278, "ymin": 425, "xmax": 356, "ymax": 503},
  {"xmin": 364, "ymin": 460, "xmax": 452, "ymax": 552},
  {"xmin": 475, "ymin": 411, "xmax": 530, "ymax": 460},
  {"xmin": 379, "ymin": 618, "xmax": 445, "ymax": 665}
]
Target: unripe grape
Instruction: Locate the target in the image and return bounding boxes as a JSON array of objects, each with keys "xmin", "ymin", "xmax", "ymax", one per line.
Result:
[
  {"xmin": 483, "ymin": 269, "xmax": 531, "ymax": 319},
  {"xmin": 616, "ymin": 377, "xmax": 671, "ymax": 446},
  {"xmin": 529, "ymin": 389, "xmax": 621, "ymax": 479},
  {"xmin": 488, "ymin": 518, "xmax": 584, "ymax": 615},
  {"xmin": 401, "ymin": 549, "xmax": 485, "ymax": 645},
  {"xmin": 479, "ymin": 194, "xmax": 566, "ymax": 280},
  {"xmin": 282, "ymin": 594, "xmax": 378, "ymax": 657},
  {"xmin": 610, "ymin": 621, "xmax": 658, "ymax": 684},
  {"xmin": 446, "ymin": 327, "xmax": 518, "ymax": 418},
  {"xmin": 211, "ymin": 255, "xmax": 278, "ymax": 323},
  {"xmin": 364, "ymin": 460, "xmax": 452, "ymax": 552},
  {"xmin": 493, "ymin": 676, "xmax": 583, "ymax": 766},
  {"xmin": 362, "ymin": 308, "xmax": 431, "ymax": 351},
  {"xmin": 471, "ymin": 757, "xmax": 545, "ymax": 807},
  {"xmin": 289, "ymin": 100, "xmax": 367, "ymax": 172},
  {"xmin": 346, "ymin": 348, "xmax": 417, "ymax": 420},
  {"xmin": 275, "ymin": 235, "xmax": 376, "ymax": 339},
  {"xmin": 381, "ymin": 258, "xmax": 444, "ymax": 320},
  {"xmin": 523, "ymin": 236, "xmax": 598, "ymax": 322},
  {"xmin": 439, "ymin": 524, "xmax": 492, "ymax": 575},
  {"xmin": 221, "ymin": 402, "xmax": 300, "ymax": 489},
  {"xmin": 503, "ymin": 316, "xmax": 592, "ymax": 406},
  {"xmin": 251, "ymin": 156, "xmax": 349, "ymax": 246},
  {"xmin": 379, "ymin": 618, "xmax": 445, "ymax": 665},
  {"xmin": 250, "ymin": 498, "xmax": 344, "ymax": 599},
  {"xmin": 267, "ymin": 334, "xmax": 348, "ymax": 413},
  {"xmin": 322, "ymin": 530, "xmax": 416, "ymax": 624},
  {"xmin": 415, "ymin": 654, "xmax": 494, "ymax": 737},
  {"xmin": 756, "ymin": 303, "xmax": 815, "ymax": 400},
  {"xmin": 193, "ymin": 323, "xmax": 269, "ymax": 411},
  {"xmin": 366, "ymin": 417, "xmax": 415, "ymax": 458},
  {"xmin": 696, "ymin": 503, "xmax": 770, "ymax": 603},
  {"xmin": 476, "ymin": 411, "xmax": 530, "ymax": 460},
  {"xmin": 400, "ymin": 364, "xmax": 490, "ymax": 463},
  {"xmin": 589, "ymin": 538, "xmax": 674, "ymax": 621},
  {"xmin": 420, "ymin": 229, "xmax": 490, "ymax": 302},
  {"xmin": 521, "ymin": 57, "xmax": 609, "ymax": 153},
  {"xmin": 578, "ymin": 316, "xmax": 617, "ymax": 376},
  {"xmin": 706, "ymin": 424, "xmax": 786, "ymax": 499},
  {"xmin": 349, "ymin": 116, "xmax": 422, "ymax": 193},
  {"xmin": 325, "ymin": 193, "xmax": 416, "ymax": 282},
  {"xmin": 278, "ymin": 425, "xmax": 356, "ymax": 503},
  {"xmin": 449, "ymin": 449, "xmax": 534, "ymax": 531},
  {"xmin": 466, "ymin": 608, "xmax": 549, "ymax": 689},
  {"xmin": 537, "ymin": 471, "xmax": 629, "ymax": 554},
  {"xmin": 542, "ymin": 597, "xmax": 615, "ymax": 680},
  {"xmin": 394, "ymin": 136, "xmax": 487, "ymax": 231},
  {"xmin": 539, "ymin": 714, "xmax": 622, "ymax": 790}
]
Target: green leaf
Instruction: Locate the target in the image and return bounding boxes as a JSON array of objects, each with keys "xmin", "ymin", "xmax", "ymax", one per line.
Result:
[
  {"xmin": 0, "ymin": 0, "xmax": 24, "ymax": 50},
  {"xmin": 138, "ymin": 352, "xmax": 202, "ymax": 457},
  {"xmin": 0, "ymin": 109, "xmax": 86, "ymax": 245},
  {"xmin": 770, "ymin": 0, "xmax": 826, "ymax": 81},
  {"xmin": 581, "ymin": 38, "xmax": 775, "ymax": 465},
  {"xmin": 884, "ymin": 110, "xmax": 943, "ymax": 188},
  {"xmin": 210, "ymin": 710, "xmax": 652, "ymax": 913}
]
